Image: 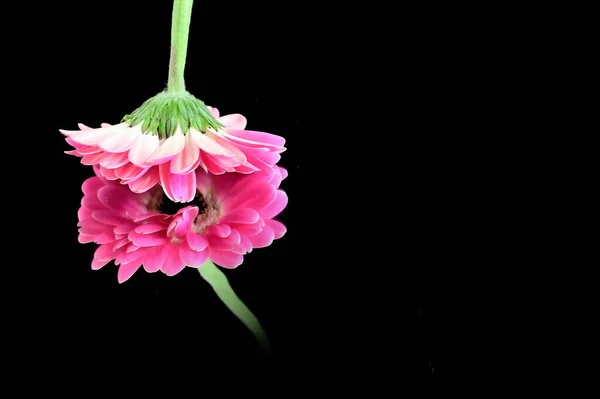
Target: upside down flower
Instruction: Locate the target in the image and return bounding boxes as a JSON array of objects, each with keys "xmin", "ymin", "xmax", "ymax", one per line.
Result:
[
  {"xmin": 63, "ymin": 0, "xmax": 285, "ymax": 353},
  {"xmin": 61, "ymin": 103, "xmax": 286, "ymax": 203},
  {"xmin": 78, "ymin": 165, "xmax": 287, "ymax": 283}
]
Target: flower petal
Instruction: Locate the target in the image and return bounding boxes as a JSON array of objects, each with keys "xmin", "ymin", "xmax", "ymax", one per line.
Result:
[
  {"xmin": 217, "ymin": 114, "xmax": 247, "ymax": 130},
  {"xmin": 128, "ymin": 132, "xmax": 160, "ymax": 166},
  {"xmin": 142, "ymin": 246, "xmax": 168, "ymax": 273},
  {"xmin": 170, "ymin": 132, "xmax": 200, "ymax": 174},
  {"xmin": 99, "ymin": 125, "xmax": 142, "ymax": 153},
  {"xmin": 186, "ymin": 232, "xmax": 209, "ymax": 251},
  {"xmin": 260, "ymin": 190, "xmax": 288, "ymax": 219},
  {"xmin": 206, "ymin": 224, "xmax": 231, "ymax": 238},
  {"xmin": 91, "ymin": 258, "xmax": 110, "ymax": 270},
  {"xmin": 169, "ymin": 171, "xmax": 197, "ymax": 203},
  {"xmin": 265, "ymin": 219, "xmax": 286, "ymax": 239},
  {"xmin": 223, "ymin": 183, "xmax": 277, "ymax": 212},
  {"xmin": 179, "ymin": 245, "xmax": 209, "ymax": 267},
  {"xmin": 218, "ymin": 129, "xmax": 285, "ymax": 149},
  {"xmin": 134, "ymin": 223, "xmax": 166, "ymax": 234},
  {"xmin": 82, "ymin": 177, "xmax": 104, "ymax": 196},
  {"xmin": 189, "ymin": 130, "xmax": 236, "ymax": 157},
  {"xmin": 92, "ymin": 210, "xmax": 127, "ymax": 226},
  {"xmin": 247, "ymin": 226, "xmax": 275, "ymax": 248},
  {"xmin": 94, "ymin": 243, "xmax": 115, "ymax": 262},
  {"xmin": 117, "ymin": 259, "xmax": 143, "ymax": 283},
  {"xmin": 209, "ymin": 249, "xmax": 243, "ymax": 269},
  {"xmin": 161, "ymin": 244, "xmax": 186, "ymax": 276},
  {"xmin": 62, "ymin": 123, "xmax": 128, "ymax": 145},
  {"xmin": 99, "ymin": 152, "xmax": 130, "ymax": 169},
  {"xmin": 219, "ymin": 208, "xmax": 260, "ymax": 224},
  {"xmin": 128, "ymin": 230, "xmax": 167, "ymax": 247},
  {"xmin": 128, "ymin": 167, "xmax": 160, "ymax": 193},
  {"xmin": 147, "ymin": 130, "xmax": 185, "ymax": 164},
  {"xmin": 207, "ymin": 106, "xmax": 220, "ymax": 118}
]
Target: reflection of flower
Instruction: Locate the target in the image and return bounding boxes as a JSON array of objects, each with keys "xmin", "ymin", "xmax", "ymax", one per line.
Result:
[
  {"xmin": 78, "ymin": 165, "xmax": 288, "ymax": 283},
  {"xmin": 61, "ymin": 106, "xmax": 286, "ymax": 203}
]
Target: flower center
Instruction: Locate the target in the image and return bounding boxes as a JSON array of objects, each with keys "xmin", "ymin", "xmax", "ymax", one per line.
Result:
[{"xmin": 146, "ymin": 188, "xmax": 220, "ymax": 233}]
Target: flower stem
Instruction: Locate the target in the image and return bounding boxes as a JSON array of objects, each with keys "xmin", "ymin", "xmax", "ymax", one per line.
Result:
[
  {"xmin": 198, "ymin": 261, "xmax": 271, "ymax": 353},
  {"xmin": 167, "ymin": 0, "xmax": 194, "ymax": 93}
]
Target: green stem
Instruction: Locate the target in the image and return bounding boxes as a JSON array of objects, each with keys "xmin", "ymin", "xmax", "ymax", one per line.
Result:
[
  {"xmin": 198, "ymin": 261, "xmax": 271, "ymax": 352},
  {"xmin": 167, "ymin": 0, "xmax": 194, "ymax": 93}
]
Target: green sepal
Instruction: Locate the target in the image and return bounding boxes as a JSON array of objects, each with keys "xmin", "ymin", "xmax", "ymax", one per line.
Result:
[{"xmin": 122, "ymin": 91, "xmax": 222, "ymax": 139}]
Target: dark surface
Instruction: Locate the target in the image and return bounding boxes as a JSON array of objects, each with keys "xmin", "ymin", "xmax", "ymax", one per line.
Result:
[{"xmin": 6, "ymin": 0, "xmax": 453, "ymax": 385}]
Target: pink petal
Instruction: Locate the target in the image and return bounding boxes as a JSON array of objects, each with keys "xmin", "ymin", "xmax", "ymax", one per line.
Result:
[
  {"xmin": 179, "ymin": 245, "xmax": 209, "ymax": 267},
  {"xmin": 79, "ymin": 222, "xmax": 113, "ymax": 236},
  {"xmin": 208, "ymin": 230, "xmax": 241, "ymax": 251},
  {"xmin": 159, "ymin": 163, "xmax": 176, "ymax": 201},
  {"xmin": 114, "ymin": 222, "xmax": 137, "ymax": 235},
  {"xmin": 77, "ymin": 146, "xmax": 103, "ymax": 156},
  {"xmin": 128, "ymin": 230, "xmax": 167, "ymax": 247},
  {"xmin": 97, "ymin": 186, "xmax": 147, "ymax": 217},
  {"xmin": 219, "ymin": 129, "xmax": 285, "ymax": 149},
  {"xmin": 117, "ymin": 259, "xmax": 143, "ymax": 283},
  {"xmin": 81, "ymin": 152, "xmax": 105, "ymax": 166},
  {"xmin": 82, "ymin": 177, "xmax": 104, "ymax": 196},
  {"xmin": 78, "ymin": 234, "xmax": 95, "ymax": 244},
  {"xmin": 202, "ymin": 153, "xmax": 228, "ymax": 175},
  {"xmin": 114, "ymin": 163, "xmax": 145, "ymax": 181},
  {"xmin": 135, "ymin": 223, "xmax": 165, "ymax": 234},
  {"xmin": 99, "ymin": 152, "xmax": 130, "ymax": 169},
  {"xmin": 206, "ymin": 224, "xmax": 231, "ymax": 238},
  {"xmin": 78, "ymin": 207, "xmax": 93, "ymax": 223},
  {"xmin": 247, "ymin": 227, "xmax": 275, "ymax": 248},
  {"xmin": 261, "ymin": 190, "xmax": 288, "ymax": 219},
  {"xmin": 169, "ymin": 171, "xmax": 197, "ymax": 203},
  {"xmin": 116, "ymin": 246, "xmax": 152, "ymax": 265},
  {"xmin": 186, "ymin": 232, "xmax": 209, "ymax": 251},
  {"xmin": 128, "ymin": 167, "xmax": 160, "ymax": 193},
  {"xmin": 147, "ymin": 130, "xmax": 185, "ymax": 164},
  {"xmin": 83, "ymin": 232, "xmax": 113, "ymax": 244},
  {"xmin": 113, "ymin": 237, "xmax": 130, "ymax": 251},
  {"xmin": 189, "ymin": 130, "xmax": 236, "ymax": 157},
  {"xmin": 223, "ymin": 183, "xmax": 277, "ymax": 212},
  {"xmin": 220, "ymin": 208, "xmax": 260, "ymax": 224},
  {"xmin": 170, "ymin": 132, "xmax": 200, "ymax": 174},
  {"xmin": 142, "ymin": 246, "xmax": 168, "ymax": 273},
  {"xmin": 217, "ymin": 114, "xmax": 247, "ymax": 130},
  {"xmin": 128, "ymin": 133, "xmax": 160, "ymax": 166},
  {"xmin": 278, "ymin": 166, "xmax": 289, "ymax": 180},
  {"xmin": 99, "ymin": 125, "xmax": 142, "ymax": 153},
  {"xmin": 62, "ymin": 123, "xmax": 126, "ymax": 145},
  {"xmin": 207, "ymin": 106, "xmax": 220, "ymax": 118},
  {"xmin": 91, "ymin": 258, "xmax": 110, "ymax": 270},
  {"xmin": 92, "ymin": 211, "xmax": 127, "ymax": 226},
  {"xmin": 209, "ymin": 249, "xmax": 244, "ymax": 269},
  {"xmin": 161, "ymin": 244, "xmax": 186, "ymax": 276},
  {"xmin": 125, "ymin": 243, "xmax": 140, "ymax": 253},
  {"xmin": 94, "ymin": 244, "xmax": 115, "ymax": 261},
  {"xmin": 233, "ymin": 222, "xmax": 264, "ymax": 237},
  {"xmin": 133, "ymin": 212, "xmax": 169, "ymax": 223},
  {"xmin": 265, "ymin": 219, "xmax": 286, "ymax": 239},
  {"xmin": 174, "ymin": 207, "xmax": 198, "ymax": 238},
  {"xmin": 99, "ymin": 167, "xmax": 118, "ymax": 180}
]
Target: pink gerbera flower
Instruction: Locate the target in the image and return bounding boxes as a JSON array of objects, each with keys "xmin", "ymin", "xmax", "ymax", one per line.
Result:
[
  {"xmin": 77, "ymin": 165, "xmax": 288, "ymax": 283},
  {"xmin": 61, "ymin": 93, "xmax": 285, "ymax": 203}
]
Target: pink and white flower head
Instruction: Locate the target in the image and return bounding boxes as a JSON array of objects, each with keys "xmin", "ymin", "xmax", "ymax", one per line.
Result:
[
  {"xmin": 61, "ymin": 94, "xmax": 286, "ymax": 203},
  {"xmin": 78, "ymin": 165, "xmax": 288, "ymax": 283}
]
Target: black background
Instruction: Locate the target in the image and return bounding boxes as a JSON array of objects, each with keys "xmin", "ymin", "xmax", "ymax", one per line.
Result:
[{"xmin": 7, "ymin": 0, "xmax": 456, "ymax": 386}]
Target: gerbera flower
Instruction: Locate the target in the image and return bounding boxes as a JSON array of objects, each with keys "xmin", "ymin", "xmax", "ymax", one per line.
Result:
[
  {"xmin": 61, "ymin": 91, "xmax": 286, "ymax": 203},
  {"xmin": 78, "ymin": 164, "xmax": 288, "ymax": 283}
]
